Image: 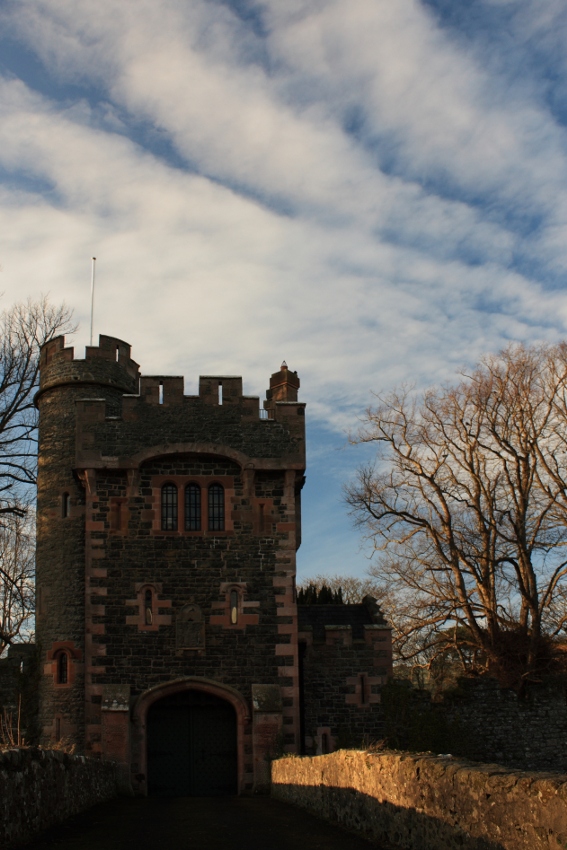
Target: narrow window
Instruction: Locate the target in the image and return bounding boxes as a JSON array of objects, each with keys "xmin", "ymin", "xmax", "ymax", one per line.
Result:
[
  {"xmin": 55, "ymin": 716, "xmax": 61, "ymax": 741},
  {"xmin": 159, "ymin": 382, "xmax": 164, "ymax": 404},
  {"xmin": 110, "ymin": 498, "xmax": 123, "ymax": 531},
  {"xmin": 161, "ymin": 484, "xmax": 178, "ymax": 531},
  {"xmin": 230, "ymin": 589, "xmax": 239, "ymax": 624},
  {"xmin": 259, "ymin": 503, "xmax": 265, "ymax": 534},
  {"xmin": 62, "ymin": 493, "xmax": 71, "ymax": 518},
  {"xmin": 359, "ymin": 674, "xmax": 368, "ymax": 705},
  {"xmin": 321, "ymin": 733, "xmax": 329, "ymax": 754},
  {"xmin": 208, "ymin": 484, "xmax": 224, "ymax": 531},
  {"xmin": 218, "ymin": 381, "xmax": 223, "ymax": 405},
  {"xmin": 57, "ymin": 652, "xmax": 68, "ymax": 685},
  {"xmin": 116, "ymin": 345, "xmax": 120, "ymax": 362},
  {"xmin": 185, "ymin": 484, "xmax": 201, "ymax": 531},
  {"xmin": 145, "ymin": 589, "xmax": 153, "ymax": 625}
]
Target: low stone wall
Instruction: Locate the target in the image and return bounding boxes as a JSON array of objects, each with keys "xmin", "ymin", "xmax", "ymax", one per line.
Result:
[
  {"xmin": 271, "ymin": 750, "xmax": 567, "ymax": 850},
  {"xmin": 0, "ymin": 747, "xmax": 120, "ymax": 850}
]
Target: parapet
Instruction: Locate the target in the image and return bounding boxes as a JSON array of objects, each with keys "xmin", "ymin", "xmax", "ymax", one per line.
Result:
[
  {"xmin": 132, "ymin": 365, "xmax": 304, "ymax": 426},
  {"xmin": 298, "ymin": 602, "xmax": 392, "ymax": 646},
  {"xmin": 38, "ymin": 336, "xmax": 305, "ymax": 463},
  {"xmin": 37, "ymin": 334, "xmax": 140, "ymax": 400},
  {"xmin": 199, "ymin": 376, "xmax": 243, "ymax": 405},
  {"xmin": 41, "ymin": 334, "xmax": 138, "ymax": 376}
]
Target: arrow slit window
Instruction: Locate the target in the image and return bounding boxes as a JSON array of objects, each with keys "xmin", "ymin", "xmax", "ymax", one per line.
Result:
[
  {"xmin": 145, "ymin": 589, "xmax": 153, "ymax": 625},
  {"xmin": 230, "ymin": 589, "xmax": 239, "ymax": 624},
  {"xmin": 57, "ymin": 652, "xmax": 68, "ymax": 685}
]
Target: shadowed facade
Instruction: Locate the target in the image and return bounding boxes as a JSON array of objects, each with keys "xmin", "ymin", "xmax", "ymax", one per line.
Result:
[{"xmin": 34, "ymin": 334, "xmax": 391, "ymax": 794}]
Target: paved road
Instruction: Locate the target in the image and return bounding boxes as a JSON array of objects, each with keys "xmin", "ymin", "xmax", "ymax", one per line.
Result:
[{"xmin": 24, "ymin": 796, "xmax": 393, "ymax": 850}]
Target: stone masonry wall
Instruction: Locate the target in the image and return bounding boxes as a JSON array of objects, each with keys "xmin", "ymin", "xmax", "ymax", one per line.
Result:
[
  {"xmin": 439, "ymin": 678, "xmax": 567, "ymax": 772},
  {"xmin": 0, "ymin": 747, "xmax": 119, "ymax": 850},
  {"xmin": 0, "ymin": 654, "xmax": 19, "ymax": 711},
  {"xmin": 87, "ymin": 459, "xmax": 288, "ymax": 753},
  {"xmin": 272, "ymin": 750, "xmax": 567, "ymax": 850},
  {"xmin": 381, "ymin": 678, "xmax": 567, "ymax": 773},
  {"xmin": 300, "ymin": 628, "xmax": 391, "ymax": 751}
]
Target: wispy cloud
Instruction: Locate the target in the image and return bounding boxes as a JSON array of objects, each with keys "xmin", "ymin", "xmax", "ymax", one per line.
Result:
[{"xmin": 1, "ymin": 0, "xmax": 566, "ymax": 573}]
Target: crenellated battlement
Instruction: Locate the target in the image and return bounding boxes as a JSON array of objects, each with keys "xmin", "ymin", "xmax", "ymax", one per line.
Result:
[
  {"xmin": 37, "ymin": 334, "xmax": 140, "ymax": 401},
  {"xmin": 137, "ymin": 375, "xmax": 254, "ymax": 408},
  {"xmin": 40, "ymin": 334, "xmax": 138, "ymax": 374},
  {"xmin": 37, "ymin": 333, "xmax": 306, "ymax": 471},
  {"xmin": 38, "ymin": 336, "xmax": 305, "ymax": 430}
]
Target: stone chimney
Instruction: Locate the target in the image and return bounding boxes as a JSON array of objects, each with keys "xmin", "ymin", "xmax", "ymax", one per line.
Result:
[{"xmin": 266, "ymin": 362, "xmax": 300, "ymax": 403}]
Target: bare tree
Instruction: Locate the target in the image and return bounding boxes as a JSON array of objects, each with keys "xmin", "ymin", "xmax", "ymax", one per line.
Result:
[
  {"xmin": 0, "ymin": 507, "xmax": 35, "ymax": 655},
  {"xmin": 0, "ymin": 297, "xmax": 75, "ymax": 515},
  {"xmin": 0, "ymin": 297, "xmax": 74, "ymax": 652},
  {"xmin": 346, "ymin": 343, "xmax": 567, "ymax": 689}
]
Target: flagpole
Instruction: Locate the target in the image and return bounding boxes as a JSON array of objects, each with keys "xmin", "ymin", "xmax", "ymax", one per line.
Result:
[{"xmin": 90, "ymin": 257, "xmax": 96, "ymax": 347}]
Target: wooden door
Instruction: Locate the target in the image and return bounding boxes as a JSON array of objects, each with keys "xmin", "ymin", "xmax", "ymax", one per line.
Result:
[{"xmin": 147, "ymin": 690, "xmax": 237, "ymax": 796}]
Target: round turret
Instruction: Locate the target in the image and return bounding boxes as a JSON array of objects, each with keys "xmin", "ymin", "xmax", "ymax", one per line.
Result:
[
  {"xmin": 35, "ymin": 334, "xmax": 139, "ymax": 749},
  {"xmin": 37, "ymin": 334, "xmax": 139, "ymax": 402}
]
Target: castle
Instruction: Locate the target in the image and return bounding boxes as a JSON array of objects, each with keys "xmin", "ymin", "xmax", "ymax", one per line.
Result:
[{"xmin": 33, "ymin": 334, "xmax": 392, "ymax": 794}]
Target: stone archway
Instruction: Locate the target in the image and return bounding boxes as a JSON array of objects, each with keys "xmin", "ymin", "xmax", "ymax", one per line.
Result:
[{"xmin": 131, "ymin": 678, "xmax": 251, "ymax": 796}]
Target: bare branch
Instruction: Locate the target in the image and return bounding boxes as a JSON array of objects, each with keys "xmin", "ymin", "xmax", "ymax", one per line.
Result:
[
  {"xmin": 0, "ymin": 296, "xmax": 75, "ymax": 654},
  {"xmin": 347, "ymin": 343, "xmax": 567, "ymax": 689}
]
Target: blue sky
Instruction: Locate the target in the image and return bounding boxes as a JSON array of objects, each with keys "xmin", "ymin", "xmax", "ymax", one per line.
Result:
[{"xmin": 1, "ymin": 0, "xmax": 567, "ymax": 581}]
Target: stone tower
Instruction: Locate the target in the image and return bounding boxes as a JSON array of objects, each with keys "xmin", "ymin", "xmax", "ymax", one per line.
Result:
[{"xmin": 35, "ymin": 335, "xmax": 305, "ymax": 793}]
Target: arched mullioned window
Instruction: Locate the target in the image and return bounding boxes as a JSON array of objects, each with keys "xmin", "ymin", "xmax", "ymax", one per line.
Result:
[
  {"xmin": 185, "ymin": 484, "xmax": 201, "ymax": 531},
  {"xmin": 57, "ymin": 652, "xmax": 68, "ymax": 685},
  {"xmin": 208, "ymin": 484, "xmax": 224, "ymax": 531},
  {"xmin": 161, "ymin": 484, "xmax": 178, "ymax": 531}
]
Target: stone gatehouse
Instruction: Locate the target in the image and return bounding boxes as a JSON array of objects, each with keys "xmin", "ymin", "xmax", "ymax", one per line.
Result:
[{"xmin": 33, "ymin": 334, "xmax": 391, "ymax": 794}]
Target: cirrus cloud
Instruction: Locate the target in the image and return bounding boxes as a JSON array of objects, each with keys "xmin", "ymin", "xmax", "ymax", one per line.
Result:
[{"xmin": 0, "ymin": 0, "xmax": 566, "ymax": 576}]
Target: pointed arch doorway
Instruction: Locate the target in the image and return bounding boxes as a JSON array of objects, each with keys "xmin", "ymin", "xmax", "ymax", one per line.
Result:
[{"xmin": 147, "ymin": 689, "xmax": 237, "ymax": 796}]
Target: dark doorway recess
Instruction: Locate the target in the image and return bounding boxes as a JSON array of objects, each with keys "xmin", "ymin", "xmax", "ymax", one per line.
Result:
[{"xmin": 147, "ymin": 690, "xmax": 237, "ymax": 797}]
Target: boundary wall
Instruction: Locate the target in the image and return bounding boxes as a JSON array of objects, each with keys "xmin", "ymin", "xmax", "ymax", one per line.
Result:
[
  {"xmin": 0, "ymin": 748, "xmax": 120, "ymax": 850},
  {"xmin": 389, "ymin": 677, "xmax": 567, "ymax": 772},
  {"xmin": 271, "ymin": 750, "xmax": 567, "ymax": 850}
]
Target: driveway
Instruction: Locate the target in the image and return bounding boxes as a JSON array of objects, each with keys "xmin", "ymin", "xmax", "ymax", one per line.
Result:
[{"xmin": 22, "ymin": 795, "xmax": 394, "ymax": 850}]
